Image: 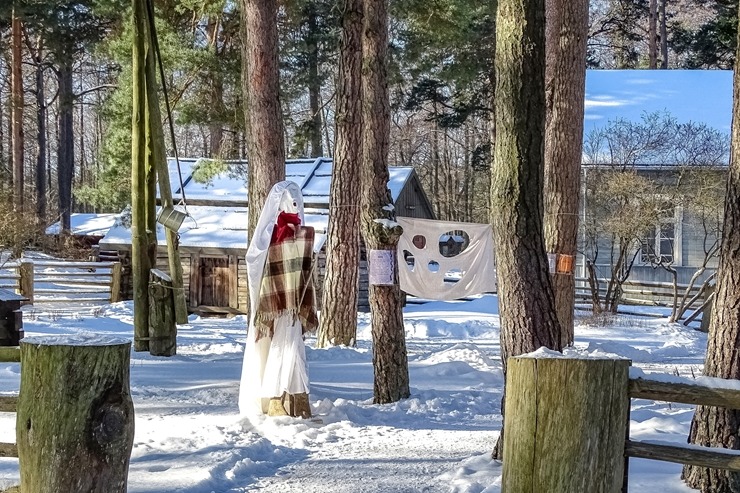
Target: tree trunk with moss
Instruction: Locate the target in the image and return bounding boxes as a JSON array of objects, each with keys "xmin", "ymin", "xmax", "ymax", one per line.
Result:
[
  {"xmin": 683, "ymin": 27, "xmax": 740, "ymax": 491},
  {"xmin": 16, "ymin": 336, "xmax": 135, "ymax": 493},
  {"xmin": 361, "ymin": 0, "xmax": 410, "ymax": 404},
  {"xmin": 491, "ymin": 0, "xmax": 563, "ymax": 460},
  {"xmin": 317, "ymin": 0, "xmax": 363, "ymax": 348}
]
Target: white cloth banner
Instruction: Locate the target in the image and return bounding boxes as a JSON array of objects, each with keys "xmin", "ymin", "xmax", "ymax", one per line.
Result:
[{"xmin": 397, "ymin": 217, "xmax": 497, "ymax": 301}]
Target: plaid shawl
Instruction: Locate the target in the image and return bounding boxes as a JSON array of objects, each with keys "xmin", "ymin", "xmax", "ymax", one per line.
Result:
[{"xmin": 254, "ymin": 226, "xmax": 318, "ymax": 341}]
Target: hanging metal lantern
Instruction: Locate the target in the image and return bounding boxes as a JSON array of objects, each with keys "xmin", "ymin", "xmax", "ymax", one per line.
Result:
[{"xmin": 156, "ymin": 206, "xmax": 187, "ymax": 232}]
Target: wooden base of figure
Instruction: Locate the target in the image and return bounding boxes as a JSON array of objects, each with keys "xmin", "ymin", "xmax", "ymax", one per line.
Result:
[{"xmin": 267, "ymin": 392, "xmax": 312, "ymax": 419}]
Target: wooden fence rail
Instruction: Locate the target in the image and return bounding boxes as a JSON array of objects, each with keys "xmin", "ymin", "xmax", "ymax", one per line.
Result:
[
  {"xmin": 625, "ymin": 371, "xmax": 740, "ymax": 477},
  {"xmin": 575, "ymin": 277, "xmax": 708, "ymax": 310},
  {"xmin": 502, "ymin": 357, "xmax": 740, "ymax": 492},
  {"xmin": 0, "ymin": 346, "xmax": 20, "ymax": 458},
  {"xmin": 0, "ymin": 260, "xmax": 122, "ymax": 309}
]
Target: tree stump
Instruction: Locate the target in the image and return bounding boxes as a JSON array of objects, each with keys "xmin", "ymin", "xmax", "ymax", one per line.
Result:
[
  {"xmin": 501, "ymin": 356, "xmax": 630, "ymax": 493},
  {"xmin": 16, "ymin": 335, "xmax": 135, "ymax": 493},
  {"xmin": 149, "ymin": 269, "xmax": 176, "ymax": 356}
]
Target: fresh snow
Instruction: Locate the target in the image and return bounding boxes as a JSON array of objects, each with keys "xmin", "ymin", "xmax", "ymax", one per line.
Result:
[{"xmin": 0, "ymin": 295, "xmax": 707, "ymax": 492}]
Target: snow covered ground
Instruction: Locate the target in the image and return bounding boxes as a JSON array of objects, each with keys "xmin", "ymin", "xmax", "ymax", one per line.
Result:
[{"xmin": 0, "ymin": 295, "xmax": 706, "ymax": 492}]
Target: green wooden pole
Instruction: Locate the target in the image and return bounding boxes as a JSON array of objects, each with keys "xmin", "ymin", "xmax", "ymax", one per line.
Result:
[
  {"xmin": 131, "ymin": 0, "xmax": 150, "ymax": 351},
  {"xmin": 143, "ymin": 4, "xmax": 188, "ymax": 324}
]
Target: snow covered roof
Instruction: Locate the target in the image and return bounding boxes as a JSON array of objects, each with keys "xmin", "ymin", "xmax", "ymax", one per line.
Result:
[
  {"xmin": 165, "ymin": 157, "xmax": 415, "ymax": 206},
  {"xmin": 584, "ymin": 69, "xmax": 732, "ymax": 137},
  {"xmin": 45, "ymin": 213, "xmax": 119, "ymax": 237},
  {"xmin": 101, "ymin": 157, "xmax": 419, "ymax": 253}
]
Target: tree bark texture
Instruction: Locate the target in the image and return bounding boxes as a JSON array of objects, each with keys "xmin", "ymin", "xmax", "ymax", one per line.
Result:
[
  {"xmin": 16, "ymin": 337, "xmax": 135, "ymax": 493},
  {"xmin": 648, "ymin": 0, "xmax": 658, "ymax": 69},
  {"xmin": 58, "ymin": 60, "xmax": 75, "ymax": 232},
  {"xmin": 502, "ymin": 357, "xmax": 629, "ymax": 492},
  {"xmin": 34, "ymin": 41, "xmax": 47, "ymax": 220},
  {"xmin": 543, "ymin": 0, "xmax": 588, "ymax": 347},
  {"xmin": 11, "ymin": 14, "xmax": 24, "ymax": 212},
  {"xmin": 317, "ymin": 0, "xmax": 363, "ymax": 348},
  {"xmin": 241, "ymin": 0, "xmax": 286, "ymax": 244},
  {"xmin": 492, "ymin": 0, "xmax": 562, "ymax": 373},
  {"xmin": 361, "ymin": 0, "xmax": 410, "ymax": 404},
  {"xmin": 683, "ymin": 33, "xmax": 740, "ymax": 492},
  {"xmin": 306, "ymin": 6, "xmax": 324, "ymax": 158},
  {"xmin": 491, "ymin": 0, "xmax": 563, "ymax": 460}
]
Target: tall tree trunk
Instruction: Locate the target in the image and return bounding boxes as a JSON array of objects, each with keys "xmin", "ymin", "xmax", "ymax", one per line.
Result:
[
  {"xmin": 317, "ymin": 0, "xmax": 363, "ymax": 348},
  {"xmin": 205, "ymin": 16, "xmax": 225, "ymax": 158},
  {"xmin": 33, "ymin": 40, "xmax": 47, "ymax": 221},
  {"xmin": 491, "ymin": 0, "xmax": 563, "ymax": 460},
  {"xmin": 57, "ymin": 60, "xmax": 75, "ymax": 232},
  {"xmin": 543, "ymin": 0, "xmax": 588, "ymax": 347},
  {"xmin": 11, "ymin": 13, "xmax": 24, "ymax": 212},
  {"xmin": 306, "ymin": 5, "xmax": 324, "ymax": 158},
  {"xmin": 659, "ymin": 0, "xmax": 668, "ymax": 68},
  {"xmin": 362, "ymin": 0, "xmax": 410, "ymax": 404},
  {"xmin": 648, "ymin": 0, "xmax": 658, "ymax": 69},
  {"xmin": 241, "ymin": 0, "xmax": 286, "ymax": 242},
  {"xmin": 682, "ymin": 21, "xmax": 740, "ymax": 492}
]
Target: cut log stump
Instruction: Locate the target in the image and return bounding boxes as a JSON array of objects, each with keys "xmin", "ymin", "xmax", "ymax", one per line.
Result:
[
  {"xmin": 501, "ymin": 356, "xmax": 630, "ymax": 493},
  {"xmin": 16, "ymin": 335, "xmax": 135, "ymax": 493}
]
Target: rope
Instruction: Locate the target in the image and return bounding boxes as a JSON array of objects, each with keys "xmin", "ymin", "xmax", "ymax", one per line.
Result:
[{"xmin": 144, "ymin": 0, "xmax": 188, "ymax": 210}]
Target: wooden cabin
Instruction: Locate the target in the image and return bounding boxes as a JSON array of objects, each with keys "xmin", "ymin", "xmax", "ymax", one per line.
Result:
[{"xmin": 99, "ymin": 157, "xmax": 435, "ymax": 315}]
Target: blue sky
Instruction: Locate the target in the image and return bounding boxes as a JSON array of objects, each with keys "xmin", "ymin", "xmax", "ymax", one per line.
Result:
[{"xmin": 584, "ymin": 69, "xmax": 733, "ymax": 138}]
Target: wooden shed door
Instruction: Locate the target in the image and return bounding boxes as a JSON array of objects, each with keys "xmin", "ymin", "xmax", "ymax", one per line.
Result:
[{"xmin": 199, "ymin": 257, "xmax": 230, "ymax": 307}]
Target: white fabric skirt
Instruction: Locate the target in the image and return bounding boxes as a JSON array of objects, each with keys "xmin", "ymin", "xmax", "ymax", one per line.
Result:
[{"xmin": 238, "ymin": 313, "xmax": 309, "ymax": 415}]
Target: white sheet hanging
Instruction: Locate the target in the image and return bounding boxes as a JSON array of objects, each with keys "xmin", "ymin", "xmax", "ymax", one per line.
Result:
[{"xmin": 396, "ymin": 217, "xmax": 497, "ymax": 301}]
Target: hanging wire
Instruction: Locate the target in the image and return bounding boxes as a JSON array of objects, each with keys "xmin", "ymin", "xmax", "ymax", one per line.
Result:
[{"xmin": 144, "ymin": 0, "xmax": 188, "ymax": 209}]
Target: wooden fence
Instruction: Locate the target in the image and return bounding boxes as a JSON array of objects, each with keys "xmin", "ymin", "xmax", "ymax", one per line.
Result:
[
  {"xmin": 0, "ymin": 346, "xmax": 20, "ymax": 458},
  {"xmin": 0, "ymin": 260, "xmax": 121, "ymax": 310},
  {"xmin": 626, "ymin": 372, "xmax": 740, "ymax": 474},
  {"xmin": 575, "ymin": 277, "xmax": 707, "ymax": 309},
  {"xmin": 501, "ymin": 356, "xmax": 740, "ymax": 492}
]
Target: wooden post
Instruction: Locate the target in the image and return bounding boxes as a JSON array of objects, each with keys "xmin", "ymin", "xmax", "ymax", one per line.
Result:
[
  {"xmin": 502, "ymin": 356, "xmax": 630, "ymax": 492},
  {"xmin": 149, "ymin": 269, "xmax": 176, "ymax": 356},
  {"xmin": 131, "ymin": 0, "xmax": 153, "ymax": 351},
  {"xmin": 18, "ymin": 261, "xmax": 33, "ymax": 304},
  {"xmin": 16, "ymin": 335, "xmax": 135, "ymax": 493},
  {"xmin": 110, "ymin": 261, "xmax": 122, "ymax": 303}
]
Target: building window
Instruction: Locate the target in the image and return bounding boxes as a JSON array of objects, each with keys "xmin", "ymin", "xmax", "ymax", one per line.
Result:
[{"xmin": 639, "ymin": 207, "xmax": 682, "ymax": 265}]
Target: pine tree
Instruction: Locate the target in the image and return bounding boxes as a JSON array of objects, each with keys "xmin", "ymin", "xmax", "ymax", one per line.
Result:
[
  {"xmin": 362, "ymin": 0, "xmax": 410, "ymax": 404},
  {"xmin": 543, "ymin": 0, "xmax": 588, "ymax": 346},
  {"xmin": 490, "ymin": 0, "xmax": 562, "ymax": 459},
  {"xmin": 317, "ymin": 0, "xmax": 363, "ymax": 348},
  {"xmin": 682, "ymin": 11, "xmax": 740, "ymax": 490}
]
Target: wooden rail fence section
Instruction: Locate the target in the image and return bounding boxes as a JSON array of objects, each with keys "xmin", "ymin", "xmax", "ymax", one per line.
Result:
[
  {"xmin": 0, "ymin": 346, "xmax": 20, "ymax": 458},
  {"xmin": 626, "ymin": 373, "xmax": 740, "ymax": 473},
  {"xmin": 0, "ymin": 260, "xmax": 122, "ymax": 307},
  {"xmin": 502, "ymin": 356, "xmax": 740, "ymax": 492},
  {"xmin": 575, "ymin": 277, "xmax": 708, "ymax": 309}
]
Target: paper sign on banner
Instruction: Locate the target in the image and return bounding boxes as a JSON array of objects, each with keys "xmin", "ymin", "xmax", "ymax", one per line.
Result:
[{"xmin": 368, "ymin": 249, "xmax": 395, "ymax": 285}]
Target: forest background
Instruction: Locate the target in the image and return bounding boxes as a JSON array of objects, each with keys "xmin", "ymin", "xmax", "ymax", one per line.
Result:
[{"xmin": 0, "ymin": 0, "xmax": 733, "ymax": 235}]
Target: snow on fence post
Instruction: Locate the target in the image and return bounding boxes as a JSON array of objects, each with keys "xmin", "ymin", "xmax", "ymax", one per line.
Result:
[
  {"xmin": 149, "ymin": 269, "xmax": 177, "ymax": 356},
  {"xmin": 501, "ymin": 355, "xmax": 630, "ymax": 492},
  {"xmin": 16, "ymin": 335, "xmax": 135, "ymax": 493}
]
